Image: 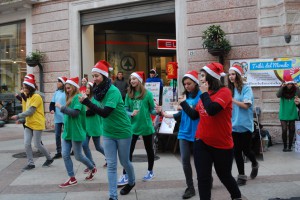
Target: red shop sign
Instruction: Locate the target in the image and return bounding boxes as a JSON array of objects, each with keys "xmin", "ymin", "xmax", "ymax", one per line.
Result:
[{"xmin": 157, "ymin": 39, "xmax": 176, "ymax": 50}]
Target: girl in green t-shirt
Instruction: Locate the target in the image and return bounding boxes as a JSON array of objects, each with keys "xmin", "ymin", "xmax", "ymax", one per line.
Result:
[
  {"xmin": 82, "ymin": 81, "xmax": 106, "ymax": 173},
  {"xmin": 79, "ymin": 60, "xmax": 135, "ymax": 200},
  {"xmin": 118, "ymin": 71, "xmax": 158, "ymax": 185},
  {"xmin": 55, "ymin": 77, "xmax": 97, "ymax": 188},
  {"xmin": 276, "ymin": 81, "xmax": 300, "ymax": 151}
]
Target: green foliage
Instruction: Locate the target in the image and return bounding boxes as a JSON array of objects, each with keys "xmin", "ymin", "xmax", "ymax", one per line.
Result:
[
  {"xmin": 202, "ymin": 25, "xmax": 231, "ymax": 54},
  {"xmin": 26, "ymin": 50, "xmax": 44, "ymax": 62}
]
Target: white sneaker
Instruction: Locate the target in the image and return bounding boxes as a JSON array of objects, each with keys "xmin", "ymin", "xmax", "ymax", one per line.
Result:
[
  {"xmin": 142, "ymin": 170, "xmax": 154, "ymax": 181},
  {"xmin": 117, "ymin": 174, "xmax": 128, "ymax": 186}
]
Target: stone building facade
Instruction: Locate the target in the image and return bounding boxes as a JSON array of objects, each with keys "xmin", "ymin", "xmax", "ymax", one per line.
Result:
[{"xmin": 1, "ymin": 0, "xmax": 300, "ymax": 143}]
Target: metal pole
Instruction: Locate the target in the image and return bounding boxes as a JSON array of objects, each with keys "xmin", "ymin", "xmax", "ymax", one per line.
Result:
[{"xmin": 37, "ymin": 63, "xmax": 44, "ymax": 93}]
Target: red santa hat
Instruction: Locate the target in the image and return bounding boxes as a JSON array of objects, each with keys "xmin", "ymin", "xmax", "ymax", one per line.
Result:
[
  {"xmin": 88, "ymin": 82, "xmax": 94, "ymax": 87},
  {"xmin": 23, "ymin": 78, "xmax": 36, "ymax": 89},
  {"xmin": 92, "ymin": 60, "xmax": 110, "ymax": 78},
  {"xmin": 58, "ymin": 76, "xmax": 68, "ymax": 84},
  {"xmin": 183, "ymin": 70, "xmax": 199, "ymax": 84},
  {"xmin": 202, "ymin": 62, "xmax": 226, "ymax": 80},
  {"xmin": 66, "ymin": 77, "xmax": 80, "ymax": 88},
  {"xmin": 25, "ymin": 74, "xmax": 35, "ymax": 80},
  {"xmin": 131, "ymin": 71, "xmax": 146, "ymax": 83},
  {"xmin": 283, "ymin": 71, "xmax": 295, "ymax": 84},
  {"xmin": 229, "ymin": 65, "xmax": 243, "ymax": 76}
]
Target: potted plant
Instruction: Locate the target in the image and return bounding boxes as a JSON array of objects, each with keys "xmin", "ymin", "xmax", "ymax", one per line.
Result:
[
  {"xmin": 202, "ymin": 25, "xmax": 231, "ymax": 56},
  {"xmin": 25, "ymin": 50, "xmax": 44, "ymax": 67}
]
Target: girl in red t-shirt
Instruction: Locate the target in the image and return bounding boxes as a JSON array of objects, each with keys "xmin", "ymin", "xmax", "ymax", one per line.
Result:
[{"xmin": 180, "ymin": 63, "xmax": 241, "ymax": 200}]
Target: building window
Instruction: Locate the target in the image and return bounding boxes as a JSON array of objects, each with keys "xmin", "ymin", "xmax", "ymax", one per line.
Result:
[{"xmin": 0, "ymin": 21, "xmax": 26, "ymax": 116}]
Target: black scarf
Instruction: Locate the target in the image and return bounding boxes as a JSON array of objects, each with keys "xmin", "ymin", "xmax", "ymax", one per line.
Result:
[{"xmin": 93, "ymin": 78, "xmax": 112, "ymax": 101}]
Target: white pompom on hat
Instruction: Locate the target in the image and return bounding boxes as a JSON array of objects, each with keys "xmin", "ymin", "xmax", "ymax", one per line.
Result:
[
  {"xmin": 88, "ymin": 82, "xmax": 94, "ymax": 87},
  {"xmin": 202, "ymin": 62, "xmax": 226, "ymax": 80},
  {"xmin": 131, "ymin": 71, "xmax": 146, "ymax": 83},
  {"xmin": 183, "ymin": 70, "xmax": 199, "ymax": 84},
  {"xmin": 229, "ymin": 65, "xmax": 243, "ymax": 76},
  {"xmin": 66, "ymin": 77, "xmax": 80, "ymax": 88},
  {"xmin": 92, "ymin": 60, "xmax": 110, "ymax": 78}
]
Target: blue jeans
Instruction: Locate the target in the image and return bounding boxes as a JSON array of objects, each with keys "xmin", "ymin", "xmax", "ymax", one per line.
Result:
[
  {"xmin": 194, "ymin": 139, "xmax": 241, "ymax": 200},
  {"xmin": 179, "ymin": 139, "xmax": 194, "ymax": 189},
  {"xmin": 54, "ymin": 123, "xmax": 63, "ymax": 154},
  {"xmin": 103, "ymin": 136, "xmax": 135, "ymax": 200},
  {"xmin": 82, "ymin": 135, "xmax": 105, "ymax": 165},
  {"xmin": 62, "ymin": 139, "xmax": 94, "ymax": 177}
]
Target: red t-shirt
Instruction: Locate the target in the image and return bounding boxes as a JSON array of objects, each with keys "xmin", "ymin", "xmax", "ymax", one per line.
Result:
[{"xmin": 195, "ymin": 87, "xmax": 233, "ymax": 149}]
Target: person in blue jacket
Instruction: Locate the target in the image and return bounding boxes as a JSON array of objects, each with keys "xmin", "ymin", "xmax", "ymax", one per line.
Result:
[
  {"xmin": 49, "ymin": 76, "xmax": 67, "ymax": 159},
  {"xmin": 157, "ymin": 70, "xmax": 201, "ymax": 199}
]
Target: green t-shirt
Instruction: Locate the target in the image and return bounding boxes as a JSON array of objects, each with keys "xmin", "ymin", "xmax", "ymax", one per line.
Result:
[
  {"xmin": 100, "ymin": 85, "xmax": 132, "ymax": 139},
  {"xmin": 279, "ymin": 97, "xmax": 298, "ymax": 120},
  {"xmin": 62, "ymin": 94, "xmax": 87, "ymax": 141},
  {"xmin": 125, "ymin": 90, "xmax": 155, "ymax": 136},
  {"xmin": 86, "ymin": 97, "xmax": 103, "ymax": 137}
]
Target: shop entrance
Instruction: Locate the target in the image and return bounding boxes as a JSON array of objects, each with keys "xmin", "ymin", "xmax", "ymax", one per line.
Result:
[{"xmin": 80, "ymin": 0, "xmax": 176, "ymax": 83}]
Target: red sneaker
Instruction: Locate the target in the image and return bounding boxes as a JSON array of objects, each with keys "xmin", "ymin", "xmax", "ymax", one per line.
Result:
[
  {"xmin": 83, "ymin": 168, "xmax": 89, "ymax": 174},
  {"xmin": 85, "ymin": 167, "xmax": 97, "ymax": 181},
  {"xmin": 59, "ymin": 177, "xmax": 77, "ymax": 188}
]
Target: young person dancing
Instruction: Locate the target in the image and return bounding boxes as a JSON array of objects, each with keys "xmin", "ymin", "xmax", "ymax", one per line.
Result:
[
  {"xmin": 82, "ymin": 81, "xmax": 106, "ymax": 172},
  {"xmin": 118, "ymin": 71, "xmax": 157, "ymax": 186},
  {"xmin": 49, "ymin": 76, "xmax": 67, "ymax": 159},
  {"xmin": 158, "ymin": 70, "xmax": 201, "ymax": 199},
  {"xmin": 79, "ymin": 60, "xmax": 135, "ymax": 200},
  {"xmin": 55, "ymin": 77, "xmax": 97, "ymax": 188},
  {"xmin": 228, "ymin": 65, "xmax": 259, "ymax": 186},
  {"xmin": 11, "ymin": 78, "xmax": 53, "ymax": 171}
]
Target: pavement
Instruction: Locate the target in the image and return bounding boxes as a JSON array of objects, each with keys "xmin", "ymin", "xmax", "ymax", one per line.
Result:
[{"xmin": 0, "ymin": 124, "xmax": 300, "ymax": 200}]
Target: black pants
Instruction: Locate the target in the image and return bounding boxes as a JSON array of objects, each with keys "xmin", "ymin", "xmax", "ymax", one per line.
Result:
[
  {"xmin": 233, "ymin": 131, "xmax": 258, "ymax": 175},
  {"xmin": 123, "ymin": 134, "xmax": 154, "ymax": 174},
  {"xmin": 194, "ymin": 139, "xmax": 241, "ymax": 200},
  {"xmin": 280, "ymin": 120, "xmax": 295, "ymax": 149}
]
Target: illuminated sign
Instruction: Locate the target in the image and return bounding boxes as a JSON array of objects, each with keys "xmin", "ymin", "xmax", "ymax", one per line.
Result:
[{"xmin": 157, "ymin": 39, "xmax": 176, "ymax": 50}]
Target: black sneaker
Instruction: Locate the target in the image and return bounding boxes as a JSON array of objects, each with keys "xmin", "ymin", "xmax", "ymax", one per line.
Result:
[
  {"xmin": 22, "ymin": 164, "xmax": 35, "ymax": 171},
  {"xmin": 120, "ymin": 183, "xmax": 135, "ymax": 195},
  {"xmin": 250, "ymin": 163, "xmax": 259, "ymax": 179},
  {"xmin": 237, "ymin": 175, "xmax": 247, "ymax": 186},
  {"xmin": 42, "ymin": 159, "xmax": 54, "ymax": 167},
  {"xmin": 182, "ymin": 187, "xmax": 195, "ymax": 199},
  {"xmin": 53, "ymin": 153, "xmax": 62, "ymax": 159},
  {"xmin": 283, "ymin": 148, "xmax": 288, "ymax": 152}
]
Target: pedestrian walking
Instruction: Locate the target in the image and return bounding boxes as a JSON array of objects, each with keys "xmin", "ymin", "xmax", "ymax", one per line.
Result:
[
  {"xmin": 117, "ymin": 71, "xmax": 157, "ymax": 186},
  {"xmin": 82, "ymin": 81, "xmax": 106, "ymax": 172},
  {"xmin": 55, "ymin": 77, "xmax": 97, "ymax": 188},
  {"xmin": 11, "ymin": 78, "xmax": 54, "ymax": 171},
  {"xmin": 79, "ymin": 60, "xmax": 135, "ymax": 200},
  {"xmin": 158, "ymin": 70, "xmax": 201, "ymax": 199},
  {"xmin": 49, "ymin": 76, "xmax": 67, "ymax": 159},
  {"xmin": 179, "ymin": 63, "xmax": 242, "ymax": 200},
  {"xmin": 276, "ymin": 77, "xmax": 300, "ymax": 152},
  {"xmin": 228, "ymin": 65, "xmax": 259, "ymax": 186}
]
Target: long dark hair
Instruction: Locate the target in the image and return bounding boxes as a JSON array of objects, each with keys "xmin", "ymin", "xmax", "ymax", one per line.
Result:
[
  {"xmin": 57, "ymin": 79, "xmax": 65, "ymax": 91},
  {"xmin": 181, "ymin": 77, "xmax": 199, "ymax": 98},
  {"xmin": 200, "ymin": 69, "xmax": 224, "ymax": 94},
  {"xmin": 227, "ymin": 71, "xmax": 244, "ymax": 97}
]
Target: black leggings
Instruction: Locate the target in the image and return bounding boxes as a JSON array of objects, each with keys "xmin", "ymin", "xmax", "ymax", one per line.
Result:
[
  {"xmin": 194, "ymin": 139, "xmax": 241, "ymax": 200},
  {"xmin": 233, "ymin": 131, "xmax": 258, "ymax": 175},
  {"xmin": 280, "ymin": 120, "xmax": 295, "ymax": 148},
  {"xmin": 123, "ymin": 134, "xmax": 154, "ymax": 174}
]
